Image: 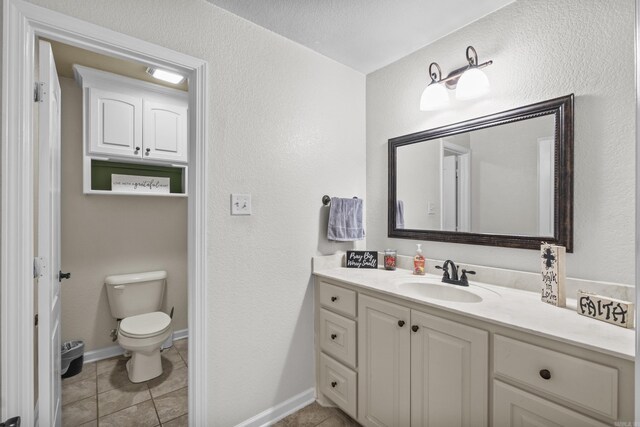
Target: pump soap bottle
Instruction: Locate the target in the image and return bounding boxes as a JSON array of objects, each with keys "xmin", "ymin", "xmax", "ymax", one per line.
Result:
[{"xmin": 414, "ymin": 244, "xmax": 426, "ymax": 275}]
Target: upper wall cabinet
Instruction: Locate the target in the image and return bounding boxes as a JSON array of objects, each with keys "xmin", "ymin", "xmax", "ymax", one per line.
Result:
[{"xmin": 74, "ymin": 65, "xmax": 188, "ymax": 164}]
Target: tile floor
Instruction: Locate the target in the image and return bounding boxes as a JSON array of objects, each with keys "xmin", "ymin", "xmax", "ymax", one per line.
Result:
[
  {"xmin": 274, "ymin": 402, "xmax": 360, "ymax": 427},
  {"xmin": 61, "ymin": 338, "xmax": 188, "ymax": 427}
]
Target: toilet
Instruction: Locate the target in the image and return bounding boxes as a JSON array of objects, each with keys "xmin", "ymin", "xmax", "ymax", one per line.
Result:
[{"xmin": 105, "ymin": 270, "xmax": 172, "ymax": 383}]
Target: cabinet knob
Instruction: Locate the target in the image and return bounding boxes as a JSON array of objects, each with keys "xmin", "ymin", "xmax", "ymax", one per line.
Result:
[
  {"xmin": 539, "ymin": 369, "xmax": 551, "ymax": 380},
  {"xmin": 411, "ymin": 325, "xmax": 419, "ymax": 332},
  {"xmin": 145, "ymin": 148, "xmax": 151, "ymax": 155},
  {"xmin": 331, "ymin": 296, "xmax": 338, "ymax": 302},
  {"xmin": 330, "ymin": 334, "xmax": 337, "ymax": 340},
  {"xmin": 331, "ymin": 381, "xmax": 337, "ymax": 388},
  {"xmin": 398, "ymin": 320, "xmax": 405, "ymax": 327},
  {"xmin": 134, "ymin": 146, "xmax": 140, "ymax": 154}
]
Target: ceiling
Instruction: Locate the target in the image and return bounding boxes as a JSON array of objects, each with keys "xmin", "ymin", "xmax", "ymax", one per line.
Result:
[
  {"xmin": 207, "ymin": 0, "xmax": 515, "ymax": 74},
  {"xmin": 45, "ymin": 39, "xmax": 188, "ymax": 91}
]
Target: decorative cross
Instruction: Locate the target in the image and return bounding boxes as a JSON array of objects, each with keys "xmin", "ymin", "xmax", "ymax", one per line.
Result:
[{"xmin": 542, "ymin": 247, "xmax": 555, "ymax": 268}]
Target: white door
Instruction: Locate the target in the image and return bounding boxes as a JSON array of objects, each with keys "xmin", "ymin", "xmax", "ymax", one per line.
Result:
[
  {"xmin": 537, "ymin": 137, "xmax": 554, "ymax": 236},
  {"xmin": 410, "ymin": 310, "xmax": 488, "ymax": 427},
  {"xmin": 38, "ymin": 40, "xmax": 63, "ymax": 427},
  {"xmin": 358, "ymin": 295, "xmax": 411, "ymax": 427},
  {"xmin": 442, "ymin": 155, "xmax": 457, "ymax": 231}
]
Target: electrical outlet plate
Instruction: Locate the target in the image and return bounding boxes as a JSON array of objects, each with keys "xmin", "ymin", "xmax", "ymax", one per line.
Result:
[{"xmin": 231, "ymin": 193, "xmax": 252, "ymax": 215}]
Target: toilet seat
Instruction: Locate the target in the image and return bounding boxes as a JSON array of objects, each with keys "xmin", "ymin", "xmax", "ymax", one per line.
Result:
[{"xmin": 120, "ymin": 311, "xmax": 171, "ymax": 339}]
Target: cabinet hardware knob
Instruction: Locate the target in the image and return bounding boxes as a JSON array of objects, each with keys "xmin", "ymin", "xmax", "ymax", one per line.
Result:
[
  {"xmin": 398, "ymin": 320, "xmax": 405, "ymax": 327},
  {"xmin": 58, "ymin": 271, "xmax": 71, "ymax": 282},
  {"xmin": 134, "ymin": 146, "xmax": 140, "ymax": 154},
  {"xmin": 411, "ymin": 325, "xmax": 419, "ymax": 332},
  {"xmin": 539, "ymin": 369, "xmax": 551, "ymax": 380},
  {"xmin": 145, "ymin": 148, "xmax": 151, "ymax": 155},
  {"xmin": 330, "ymin": 334, "xmax": 337, "ymax": 340},
  {"xmin": 331, "ymin": 296, "xmax": 338, "ymax": 302},
  {"xmin": 331, "ymin": 381, "xmax": 337, "ymax": 388}
]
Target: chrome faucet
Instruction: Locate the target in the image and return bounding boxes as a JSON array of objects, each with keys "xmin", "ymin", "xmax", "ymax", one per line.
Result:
[{"xmin": 436, "ymin": 260, "xmax": 475, "ymax": 287}]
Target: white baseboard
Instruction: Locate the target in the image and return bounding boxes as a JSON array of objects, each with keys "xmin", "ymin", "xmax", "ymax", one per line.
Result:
[
  {"xmin": 173, "ymin": 328, "xmax": 188, "ymax": 340},
  {"xmin": 83, "ymin": 328, "xmax": 188, "ymax": 364},
  {"xmin": 235, "ymin": 388, "xmax": 315, "ymax": 427}
]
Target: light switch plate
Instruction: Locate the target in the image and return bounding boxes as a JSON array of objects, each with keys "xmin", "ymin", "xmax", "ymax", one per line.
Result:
[{"xmin": 231, "ymin": 193, "xmax": 252, "ymax": 215}]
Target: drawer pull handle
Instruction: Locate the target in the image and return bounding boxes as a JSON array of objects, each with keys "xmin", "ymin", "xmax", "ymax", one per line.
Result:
[
  {"xmin": 330, "ymin": 334, "xmax": 337, "ymax": 340},
  {"xmin": 539, "ymin": 369, "xmax": 551, "ymax": 380},
  {"xmin": 331, "ymin": 296, "xmax": 338, "ymax": 302},
  {"xmin": 398, "ymin": 320, "xmax": 405, "ymax": 327},
  {"xmin": 331, "ymin": 381, "xmax": 337, "ymax": 388},
  {"xmin": 411, "ymin": 325, "xmax": 419, "ymax": 332}
]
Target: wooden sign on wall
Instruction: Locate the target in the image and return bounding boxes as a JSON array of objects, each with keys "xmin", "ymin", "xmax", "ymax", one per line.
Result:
[
  {"xmin": 540, "ymin": 243, "xmax": 566, "ymax": 307},
  {"xmin": 346, "ymin": 251, "xmax": 378, "ymax": 269},
  {"xmin": 577, "ymin": 291, "xmax": 634, "ymax": 329}
]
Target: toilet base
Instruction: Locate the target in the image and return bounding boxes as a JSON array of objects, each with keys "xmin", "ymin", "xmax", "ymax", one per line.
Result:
[{"xmin": 126, "ymin": 349, "xmax": 163, "ymax": 383}]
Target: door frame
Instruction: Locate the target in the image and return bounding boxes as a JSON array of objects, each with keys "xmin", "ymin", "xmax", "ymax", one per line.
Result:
[
  {"xmin": 1, "ymin": 1, "xmax": 209, "ymax": 424},
  {"xmin": 439, "ymin": 140, "xmax": 471, "ymax": 232}
]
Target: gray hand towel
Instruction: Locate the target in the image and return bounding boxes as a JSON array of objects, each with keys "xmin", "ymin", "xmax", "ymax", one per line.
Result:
[
  {"xmin": 396, "ymin": 200, "xmax": 405, "ymax": 229},
  {"xmin": 327, "ymin": 197, "xmax": 365, "ymax": 241}
]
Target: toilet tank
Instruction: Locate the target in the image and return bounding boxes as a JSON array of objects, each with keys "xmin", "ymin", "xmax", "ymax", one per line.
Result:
[{"xmin": 105, "ymin": 270, "xmax": 167, "ymax": 319}]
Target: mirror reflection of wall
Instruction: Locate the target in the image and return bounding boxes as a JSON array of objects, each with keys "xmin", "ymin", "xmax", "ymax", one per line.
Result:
[{"xmin": 396, "ymin": 113, "xmax": 555, "ymax": 237}]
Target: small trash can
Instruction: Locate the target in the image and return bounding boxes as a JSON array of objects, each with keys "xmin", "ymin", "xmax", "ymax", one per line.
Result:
[{"xmin": 61, "ymin": 340, "xmax": 84, "ymax": 379}]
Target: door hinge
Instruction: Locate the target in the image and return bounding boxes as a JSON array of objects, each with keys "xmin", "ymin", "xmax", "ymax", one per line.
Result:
[
  {"xmin": 33, "ymin": 257, "xmax": 46, "ymax": 279},
  {"xmin": 34, "ymin": 314, "xmax": 38, "ymax": 327},
  {"xmin": 34, "ymin": 81, "xmax": 44, "ymax": 102}
]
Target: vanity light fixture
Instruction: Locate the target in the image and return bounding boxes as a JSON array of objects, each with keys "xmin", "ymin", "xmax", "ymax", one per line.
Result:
[
  {"xmin": 146, "ymin": 67, "xmax": 185, "ymax": 85},
  {"xmin": 419, "ymin": 45, "xmax": 493, "ymax": 111}
]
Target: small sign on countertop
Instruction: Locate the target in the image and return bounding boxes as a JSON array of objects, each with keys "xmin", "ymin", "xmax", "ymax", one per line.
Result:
[
  {"xmin": 577, "ymin": 291, "xmax": 634, "ymax": 329},
  {"xmin": 346, "ymin": 251, "xmax": 378, "ymax": 269},
  {"xmin": 540, "ymin": 243, "xmax": 566, "ymax": 307}
]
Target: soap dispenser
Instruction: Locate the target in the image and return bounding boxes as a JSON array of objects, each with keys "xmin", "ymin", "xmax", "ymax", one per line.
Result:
[{"xmin": 414, "ymin": 244, "xmax": 426, "ymax": 275}]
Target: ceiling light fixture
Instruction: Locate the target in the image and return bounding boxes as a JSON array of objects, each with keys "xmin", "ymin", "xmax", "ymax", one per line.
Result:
[
  {"xmin": 419, "ymin": 45, "xmax": 493, "ymax": 111},
  {"xmin": 146, "ymin": 67, "xmax": 185, "ymax": 85}
]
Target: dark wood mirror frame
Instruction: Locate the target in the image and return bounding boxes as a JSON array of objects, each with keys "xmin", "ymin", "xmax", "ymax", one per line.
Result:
[{"xmin": 388, "ymin": 94, "xmax": 574, "ymax": 252}]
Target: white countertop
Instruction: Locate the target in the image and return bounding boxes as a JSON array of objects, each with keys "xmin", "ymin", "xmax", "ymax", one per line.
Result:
[{"xmin": 313, "ymin": 267, "xmax": 635, "ymax": 361}]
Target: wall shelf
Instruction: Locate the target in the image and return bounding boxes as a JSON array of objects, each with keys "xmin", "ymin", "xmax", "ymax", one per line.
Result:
[{"xmin": 86, "ymin": 159, "xmax": 187, "ymax": 196}]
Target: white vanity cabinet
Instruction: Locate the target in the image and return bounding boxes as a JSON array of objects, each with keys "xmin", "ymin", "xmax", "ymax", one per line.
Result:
[
  {"xmin": 74, "ymin": 65, "xmax": 188, "ymax": 164},
  {"xmin": 358, "ymin": 294, "xmax": 488, "ymax": 427},
  {"xmin": 314, "ymin": 273, "xmax": 634, "ymax": 427}
]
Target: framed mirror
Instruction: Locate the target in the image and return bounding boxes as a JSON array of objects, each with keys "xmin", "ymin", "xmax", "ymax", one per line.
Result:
[{"xmin": 388, "ymin": 94, "xmax": 573, "ymax": 251}]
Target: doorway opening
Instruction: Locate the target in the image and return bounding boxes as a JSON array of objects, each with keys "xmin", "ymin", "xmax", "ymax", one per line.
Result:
[
  {"xmin": 2, "ymin": 1, "xmax": 208, "ymax": 425},
  {"xmin": 38, "ymin": 38, "xmax": 190, "ymax": 425}
]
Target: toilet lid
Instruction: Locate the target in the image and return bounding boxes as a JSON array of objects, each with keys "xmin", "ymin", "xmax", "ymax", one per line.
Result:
[{"xmin": 120, "ymin": 312, "xmax": 171, "ymax": 338}]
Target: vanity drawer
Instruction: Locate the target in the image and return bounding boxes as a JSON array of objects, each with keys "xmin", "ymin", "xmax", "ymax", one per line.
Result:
[
  {"xmin": 493, "ymin": 380, "xmax": 608, "ymax": 427},
  {"xmin": 319, "ymin": 308, "xmax": 356, "ymax": 368},
  {"xmin": 319, "ymin": 353, "xmax": 357, "ymax": 419},
  {"xmin": 494, "ymin": 335, "xmax": 618, "ymax": 419},
  {"xmin": 319, "ymin": 281, "xmax": 356, "ymax": 317}
]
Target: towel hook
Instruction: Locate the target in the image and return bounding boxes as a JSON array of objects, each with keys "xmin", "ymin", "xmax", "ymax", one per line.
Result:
[{"xmin": 322, "ymin": 195, "xmax": 358, "ymax": 206}]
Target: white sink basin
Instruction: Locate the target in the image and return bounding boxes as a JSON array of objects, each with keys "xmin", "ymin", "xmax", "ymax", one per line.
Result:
[{"xmin": 396, "ymin": 281, "xmax": 483, "ymax": 303}]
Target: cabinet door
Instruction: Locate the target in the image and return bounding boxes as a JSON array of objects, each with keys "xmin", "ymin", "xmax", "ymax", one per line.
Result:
[
  {"xmin": 143, "ymin": 100, "xmax": 188, "ymax": 163},
  {"xmin": 493, "ymin": 381, "xmax": 608, "ymax": 427},
  {"xmin": 358, "ymin": 295, "xmax": 411, "ymax": 427},
  {"xmin": 410, "ymin": 310, "xmax": 488, "ymax": 427},
  {"xmin": 88, "ymin": 87, "xmax": 142, "ymax": 158}
]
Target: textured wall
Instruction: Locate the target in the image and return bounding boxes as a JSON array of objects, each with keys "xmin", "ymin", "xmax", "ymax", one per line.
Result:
[
  {"xmin": 58, "ymin": 77, "xmax": 188, "ymax": 352},
  {"xmin": 24, "ymin": 0, "xmax": 366, "ymax": 425},
  {"xmin": 367, "ymin": 0, "xmax": 635, "ymax": 284}
]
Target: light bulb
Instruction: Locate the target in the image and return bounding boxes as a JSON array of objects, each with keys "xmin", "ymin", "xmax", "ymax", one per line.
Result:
[
  {"xmin": 146, "ymin": 68, "xmax": 185, "ymax": 84},
  {"xmin": 456, "ymin": 67, "xmax": 490, "ymax": 100},
  {"xmin": 420, "ymin": 83, "xmax": 449, "ymax": 111}
]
